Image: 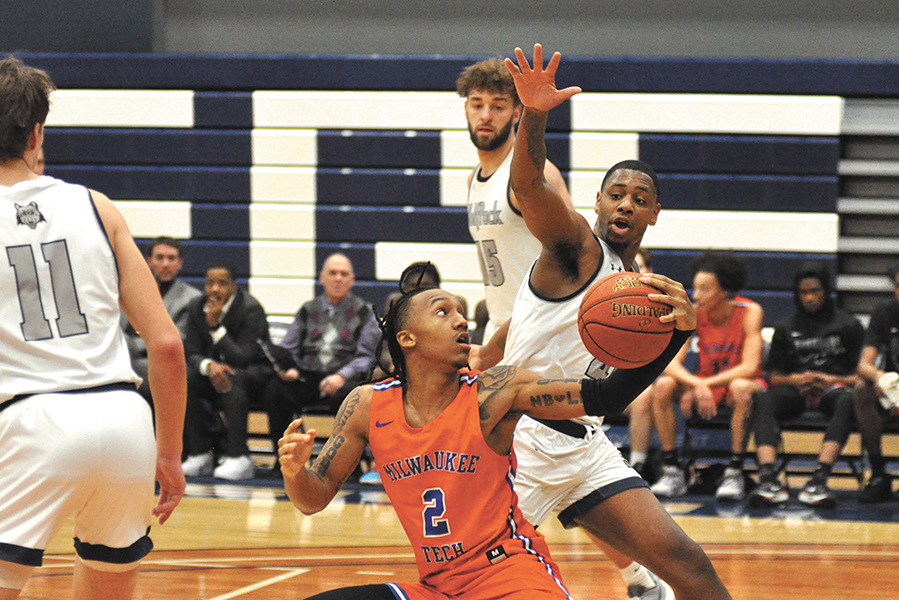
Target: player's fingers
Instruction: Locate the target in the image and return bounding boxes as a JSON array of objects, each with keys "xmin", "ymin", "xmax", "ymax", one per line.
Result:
[
  {"xmin": 546, "ymin": 50, "xmax": 562, "ymax": 74},
  {"xmin": 514, "ymin": 47, "xmax": 531, "ymax": 72},
  {"xmin": 533, "ymin": 43, "xmax": 543, "ymax": 70}
]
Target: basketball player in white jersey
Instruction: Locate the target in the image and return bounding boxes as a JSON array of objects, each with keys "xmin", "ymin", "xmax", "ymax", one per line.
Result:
[
  {"xmin": 499, "ymin": 45, "xmax": 733, "ymax": 599},
  {"xmin": 460, "ymin": 58, "xmax": 572, "ymax": 344},
  {"xmin": 0, "ymin": 56, "xmax": 186, "ymax": 600},
  {"xmin": 460, "ymin": 59, "xmax": 684, "ymax": 599}
]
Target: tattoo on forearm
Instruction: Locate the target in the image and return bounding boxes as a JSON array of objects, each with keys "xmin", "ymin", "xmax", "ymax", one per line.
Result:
[
  {"xmin": 521, "ymin": 113, "xmax": 548, "ymax": 189},
  {"xmin": 313, "ymin": 435, "xmax": 345, "ymax": 478},
  {"xmin": 529, "ymin": 378, "xmax": 582, "ymax": 408}
]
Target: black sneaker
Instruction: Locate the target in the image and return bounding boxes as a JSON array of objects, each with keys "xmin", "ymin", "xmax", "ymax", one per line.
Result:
[
  {"xmin": 798, "ymin": 481, "xmax": 836, "ymax": 509},
  {"xmin": 858, "ymin": 475, "xmax": 893, "ymax": 504},
  {"xmin": 748, "ymin": 480, "xmax": 788, "ymax": 507}
]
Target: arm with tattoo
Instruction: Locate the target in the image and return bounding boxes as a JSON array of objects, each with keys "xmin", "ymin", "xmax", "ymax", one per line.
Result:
[{"xmin": 280, "ymin": 386, "xmax": 370, "ymax": 515}]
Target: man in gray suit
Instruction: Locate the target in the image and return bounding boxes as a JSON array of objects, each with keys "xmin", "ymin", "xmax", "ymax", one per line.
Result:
[{"xmin": 123, "ymin": 236, "xmax": 201, "ymax": 405}]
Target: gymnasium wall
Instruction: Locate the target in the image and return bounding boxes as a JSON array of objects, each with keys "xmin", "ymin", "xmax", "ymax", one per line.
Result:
[{"xmin": 24, "ymin": 54, "xmax": 899, "ymax": 325}]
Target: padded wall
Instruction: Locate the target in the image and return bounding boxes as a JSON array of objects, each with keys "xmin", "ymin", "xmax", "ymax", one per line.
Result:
[{"xmin": 30, "ymin": 54, "xmax": 883, "ymax": 325}]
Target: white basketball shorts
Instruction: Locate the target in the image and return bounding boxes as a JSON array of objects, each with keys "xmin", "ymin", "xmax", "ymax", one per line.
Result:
[
  {"xmin": 0, "ymin": 389, "xmax": 156, "ymax": 572},
  {"xmin": 512, "ymin": 415, "xmax": 646, "ymax": 529}
]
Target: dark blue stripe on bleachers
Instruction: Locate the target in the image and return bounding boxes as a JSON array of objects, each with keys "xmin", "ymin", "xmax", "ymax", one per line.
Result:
[
  {"xmin": 318, "ymin": 130, "xmax": 441, "ymax": 168},
  {"xmin": 20, "ymin": 53, "xmax": 899, "ymax": 96},
  {"xmin": 545, "ymin": 133, "xmax": 570, "ymax": 171},
  {"xmin": 180, "ymin": 241, "xmax": 250, "ymax": 279},
  {"xmin": 657, "ymin": 174, "xmax": 837, "ymax": 212},
  {"xmin": 740, "ymin": 291, "xmax": 795, "ymax": 328},
  {"xmin": 192, "ymin": 204, "xmax": 250, "ymax": 240},
  {"xmin": 42, "ymin": 129, "xmax": 251, "ymax": 166},
  {"xmin": 134, "ymin": 239, "xmax": 250, "ymax": 279},
  {"xmin": 46, "ymin": 166, "xmax": 250, "ymax": 201},
  {"xmin": 649, "ymin": 250, "xmax": 836, "ymax": 291},
  {"xmin": 194, "ymin": 92, "xmax": 253, "ymax": 129},
  {"xmin": 316, "ymin": 206, "xmax": 469, "ymax": 243},
  {"xmin": 350, "ymin": 280, "xmax": 408, "ymax": 315},
  {"xmin": 316, "ymin": 243, "xmax": 377, "ymax": 280},
  {"xmin": 316, "ymin": 169, "xmax": 441, "ymax": 207},
  {"xmin": 640, "ymin": 135, "xmax": 839, "ymax": 175}
]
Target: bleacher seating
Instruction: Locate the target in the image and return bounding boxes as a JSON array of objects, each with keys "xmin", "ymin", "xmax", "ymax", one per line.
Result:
[{"xmin": 26, "ymin": 53, "xmax": 899, "ymax": 474}]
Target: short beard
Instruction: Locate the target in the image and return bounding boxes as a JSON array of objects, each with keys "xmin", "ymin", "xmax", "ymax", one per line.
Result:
[{"xmin": 468, "ymin": 118, "xmax": 513, "ymax": 152}]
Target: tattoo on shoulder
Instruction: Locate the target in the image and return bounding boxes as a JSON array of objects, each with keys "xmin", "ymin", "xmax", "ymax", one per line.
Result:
[{"xmin": 332, "ymin": 387, "xmax": 362, "ymax": 434}]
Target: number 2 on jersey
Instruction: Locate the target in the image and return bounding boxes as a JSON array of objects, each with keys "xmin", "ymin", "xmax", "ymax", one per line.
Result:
[
  {"xmin": 7, "ymin": 240, "xmax": 88, "ymax": 341},
  {"xmin": 422, "ymin": 488, "xmax": 450, "ymax": 537}
]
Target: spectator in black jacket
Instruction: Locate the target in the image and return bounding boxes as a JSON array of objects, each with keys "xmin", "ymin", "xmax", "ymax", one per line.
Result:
[
  {"xmin": 182, "ymin": 261, "xmax": 271, "ymax": 480},
  {"xmin": 749, "ymin": 261, "xmax": 864, "ymax": 508}
]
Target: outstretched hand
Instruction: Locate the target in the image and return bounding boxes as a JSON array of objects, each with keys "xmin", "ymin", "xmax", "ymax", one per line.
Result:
[
  {"xmin": 641, "ymin": 273, "xmax": 697, "ymax": 332},
  {"xmin": 504, "ymin": 43, "xmax": 582, "ymax": 112}
]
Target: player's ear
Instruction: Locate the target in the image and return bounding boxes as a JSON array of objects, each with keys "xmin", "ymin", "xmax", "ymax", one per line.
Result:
[
  {"xmin": 397, "ymin": 330, "xmax": 416, "ymax": 349},
  {"xmin": 513, "ymin": 103, "xmax": 523, "ymax": 124},
  {"xmin": 649, "ymin": 202, "xmax": 661, "ymax": 226}
]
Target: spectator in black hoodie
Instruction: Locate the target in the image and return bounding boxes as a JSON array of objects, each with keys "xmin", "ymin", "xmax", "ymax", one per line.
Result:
[{"xmin": 748, "ymin": 261, "xmax": 864, "ymax": 508}]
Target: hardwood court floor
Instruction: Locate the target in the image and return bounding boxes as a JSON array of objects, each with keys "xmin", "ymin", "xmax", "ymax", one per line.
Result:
[{"xmin": 18, "ymin": 480, "xmax": 899, "ymax": 599}]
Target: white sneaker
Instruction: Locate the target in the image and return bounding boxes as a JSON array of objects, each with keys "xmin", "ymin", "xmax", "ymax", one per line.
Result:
[
  {"xmin": 715, "ymin": 466, "xmax": 746, "ymax": 501},
  {"xmin": 182, "ymin": 451, "xmax": 214, "ymax": 477},
  {"xmin": 213, "ymin": 455, "xmax": 255, "ymax": 480},
  {"xmin": 628, "ymin": 569, "xmax": 675, "ymax": 600},
  {"xmin": 878, "ymin": 372, "xmax": 899, "ymax": 410},
  {"xmin": 650, "ymin": 465, "xmax": 687, "ymax": 498}
]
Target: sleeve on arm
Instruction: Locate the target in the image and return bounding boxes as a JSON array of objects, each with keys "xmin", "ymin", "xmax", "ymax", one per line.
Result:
[{"xmin": 582, "ymin": 328, "xmax": 693, "ymax": 416}]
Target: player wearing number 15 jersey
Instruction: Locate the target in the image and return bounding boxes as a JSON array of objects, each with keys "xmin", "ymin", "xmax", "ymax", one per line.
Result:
[
  {"xmin": 460, "ymin": 58, "xmax": 572, "ymax": 343},
  {"xmin": 0, "ymin": 56, "xmax": 186, "ymax": 600}
]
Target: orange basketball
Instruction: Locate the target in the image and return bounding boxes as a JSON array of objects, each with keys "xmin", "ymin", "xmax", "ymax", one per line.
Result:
[{"xmin": 578, "ymin": 271, "xmax": 675, "ymax": 368}]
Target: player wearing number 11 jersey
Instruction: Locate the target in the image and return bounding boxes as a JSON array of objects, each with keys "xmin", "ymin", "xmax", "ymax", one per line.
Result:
[{"xmin": 0, "ymin": 56, "xmax": 186, "ymax": 600}]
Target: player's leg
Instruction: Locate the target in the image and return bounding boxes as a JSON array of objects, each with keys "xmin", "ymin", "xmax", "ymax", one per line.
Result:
[
  {"xmin": 715, "ymin": 379, "xmax": 762, "ymax": 501},
  {"xmin": 626, "ymin": 385, "xmax": 654, "ymax": 478},
  {"xmin": 798, "ymin": 387, "xmax": 855, "ymax": 507},
  {"xmin": 749, "ymin": 385, "xmax": 804, "ymax": 506},
  {"xmin": 855, "ymin": 380, "xmax": 893, "ymax": 502},
  {"xmin": 574, "ymin": 487, "xmax": 732, "ymax": 600},
  {"xmin": 73, "ymin": 559, "xmax": 139, "ymax": 600},
  {"xmin": 72, "ymin": 391, "xmax": 157, "ymax": 600},
  {"xmin": 305, "ymin": 582, "xmax": 439, "ymax": 599},
  {"xmin": 650, "ymin": 378, "xmax": 687, "ymax": 497},
  {"xmin": 0, "ymin": 562, "xmax": 34, "ymax": 600}
]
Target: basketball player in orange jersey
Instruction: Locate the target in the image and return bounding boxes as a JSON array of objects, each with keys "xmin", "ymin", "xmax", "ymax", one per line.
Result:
[
  {"xmin": 494, "ymin": 45, "xmax": 733, "ymax": 599},
  {"xmin": 649, "ymin": 252, "xmax": 765, "ymax": 501},
  {"xmin": 278, "ymin": 284, "xmax": 696, "ymax": 600},
  {"xmin": 460, "ymin": 57, "xmax": 675, "ymax": 599}
]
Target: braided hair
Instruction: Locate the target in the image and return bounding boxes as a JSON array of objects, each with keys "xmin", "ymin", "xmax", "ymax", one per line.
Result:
[{"xmin": 372, "ymin": 285, "xmax": 436, "ymax": 387}]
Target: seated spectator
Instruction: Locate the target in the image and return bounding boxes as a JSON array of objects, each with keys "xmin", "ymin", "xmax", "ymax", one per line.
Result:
[
  {"xmin": 182, "ymin": 261, "xmax": 272, "ymax": 480},
  {"xmin": 122, "ymin": 236, "xmax": 201, "ymax": 405},
  {"xmin": 469, "ymin": 298, "xmax": 490, "ymax": 345},
  {"xmin": 854, "ymin": 262, "xmax": 899, "ymax": 503},
  {"xmin": 748, "ymin": 262, "xmax": 863, "ymax": 508},
  {"xmin": 263, "ymin": 253, "xmax": 379, "ymax": 472},
  {"xmin": 650, "ymin": 252, "xmax": 765, "ymax": 501}
]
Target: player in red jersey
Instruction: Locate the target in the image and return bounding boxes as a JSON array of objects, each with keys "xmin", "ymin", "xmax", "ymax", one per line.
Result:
[{"xmin": 279, "ymin": 283, "xmax": 700, "ymax": 600}]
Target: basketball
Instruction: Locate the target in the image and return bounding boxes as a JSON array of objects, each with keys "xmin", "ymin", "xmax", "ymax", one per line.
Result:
[{"xmin": 578, "ymin": 271, "xmax": 675, "ymax": 368}]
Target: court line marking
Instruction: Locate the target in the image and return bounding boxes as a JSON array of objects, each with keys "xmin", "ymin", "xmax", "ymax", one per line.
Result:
[{"xmin": 207, "ymin": 568, "xmax": 310, "ymax": 600}]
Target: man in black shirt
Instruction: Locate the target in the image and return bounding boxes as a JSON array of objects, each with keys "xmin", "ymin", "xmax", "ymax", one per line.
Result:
[
  {"xmin": 749, "ymin": 261, "xmax": 864, "ymax": 508},
  {"xmin": 855, "ymin": 262, "xmax": 899, "ymax": 503}
]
